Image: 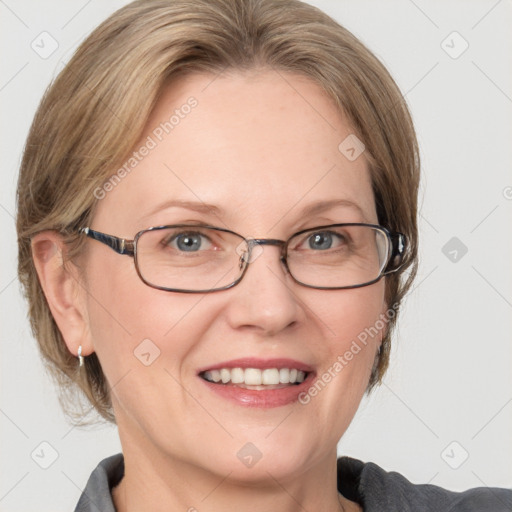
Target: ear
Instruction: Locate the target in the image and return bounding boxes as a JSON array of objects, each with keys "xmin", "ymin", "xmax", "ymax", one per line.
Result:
[{"xmin": 31, "ymin": 231, "xmax": 94, "ymax": 359}]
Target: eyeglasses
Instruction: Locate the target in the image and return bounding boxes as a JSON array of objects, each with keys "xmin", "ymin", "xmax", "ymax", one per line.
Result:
[{"xmin": 79, "ymin": 223, "xmax": 406, "ymax": 293}]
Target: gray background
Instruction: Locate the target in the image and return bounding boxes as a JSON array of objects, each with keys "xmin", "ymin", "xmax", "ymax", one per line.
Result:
[{"xmin": 1, "ymin": 0, "xmax": 511, "ymax": 510}]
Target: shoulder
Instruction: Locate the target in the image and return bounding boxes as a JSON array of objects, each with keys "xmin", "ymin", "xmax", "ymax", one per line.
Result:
[
  {"xmin": 337, "ymin": 456, "xmax": 512, "ymax": 512},
  {"xmin": 74, "ymin": 453, "xmax": 124, "ymax": 512}
]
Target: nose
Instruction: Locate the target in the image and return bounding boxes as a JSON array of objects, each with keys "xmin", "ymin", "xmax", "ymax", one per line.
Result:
[{"xmin": 225, "ymin": 242, "xmax": 302, "ymax": 336}]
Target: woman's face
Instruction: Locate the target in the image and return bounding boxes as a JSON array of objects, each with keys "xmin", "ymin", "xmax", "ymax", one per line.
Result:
[{"xmin": 83, "ymin": 70, "xmax": 388, "ymax": 481}]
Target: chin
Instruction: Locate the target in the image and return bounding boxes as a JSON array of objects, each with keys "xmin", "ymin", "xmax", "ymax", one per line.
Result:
[{"xmin": 214, "ymin": 430, "xmax": 324, "ymax": 484}]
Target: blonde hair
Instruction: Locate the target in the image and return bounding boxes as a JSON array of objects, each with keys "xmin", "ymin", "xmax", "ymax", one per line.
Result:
[{"xmin": 17, "ymin": 0, "xmax": 419, "ymax": 423}]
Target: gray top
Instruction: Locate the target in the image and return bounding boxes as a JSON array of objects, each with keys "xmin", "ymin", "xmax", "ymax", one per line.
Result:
[{"xmin": 74, "ymin": 453, "xmax": 512, "ymax": 511}]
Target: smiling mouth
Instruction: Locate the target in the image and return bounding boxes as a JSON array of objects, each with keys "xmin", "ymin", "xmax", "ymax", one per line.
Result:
[{"xmin": 199, "ymin": 367, "xmax": 309, "ymax": 390}]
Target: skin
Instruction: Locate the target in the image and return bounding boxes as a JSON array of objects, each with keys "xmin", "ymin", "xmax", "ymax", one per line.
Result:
[{"xmin": 32, "ymin": 70, "xmax": 390, "ymax": 512}]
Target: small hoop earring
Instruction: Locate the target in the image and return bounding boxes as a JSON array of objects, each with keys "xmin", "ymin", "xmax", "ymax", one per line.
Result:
[{"xmin": 78, "ymin": 345, "xmax": 84, "ymax": 367}]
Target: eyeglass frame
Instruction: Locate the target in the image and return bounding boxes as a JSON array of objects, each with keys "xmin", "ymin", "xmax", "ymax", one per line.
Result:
[{"xmin": 78, "ymin": 223, "xmax": 407, "ymax": 293}]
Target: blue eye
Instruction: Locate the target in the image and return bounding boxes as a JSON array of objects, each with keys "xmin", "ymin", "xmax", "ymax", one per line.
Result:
[
  {"xmin": 167, "ymin": 232, "xmax": 212, "ymax": 252},
  {"xmin": 308, "ymin": 232, "xmax": 333, "ymax": 250},
  {"xmin": 306, "ymin": 231, "xmax": 345, "ymax": 250}
]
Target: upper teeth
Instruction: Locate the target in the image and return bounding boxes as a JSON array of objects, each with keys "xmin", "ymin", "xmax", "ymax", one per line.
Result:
[{"xmin": 202, "ymin": 368, "xmax": 307, "ymax": 385}]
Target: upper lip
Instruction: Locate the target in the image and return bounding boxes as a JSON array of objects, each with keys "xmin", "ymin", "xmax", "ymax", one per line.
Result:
[{"xmin": 197, "ymin": 357, "xmax": 314, "ymax": 375}]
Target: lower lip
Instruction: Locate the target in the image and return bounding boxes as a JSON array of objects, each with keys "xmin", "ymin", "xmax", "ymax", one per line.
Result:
[{"xmin": 198, "ymin": 373, "xmax": 316, "ymax": 408}]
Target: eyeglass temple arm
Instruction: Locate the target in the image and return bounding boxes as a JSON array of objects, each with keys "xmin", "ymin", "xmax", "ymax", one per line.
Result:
[
  {"xmin": 385, "ymin": 232, "xmax": 406, "ymax": 272},
  {"xmin": 80, "ymin": 227, "xmax": 135, "ymax": 256}
]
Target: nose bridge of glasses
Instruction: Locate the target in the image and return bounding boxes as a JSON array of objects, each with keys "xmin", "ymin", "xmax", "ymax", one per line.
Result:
[
  {"xmin": 249, "ymin": 238, "xmax": 286, "ymax": 254},
  {"xmin": 249, "ymin": 238, "xmax": 285, "ymax": 247},
  {"xmin": 239, "ymin": 238, "xmax": 287, "ymax": 266}
]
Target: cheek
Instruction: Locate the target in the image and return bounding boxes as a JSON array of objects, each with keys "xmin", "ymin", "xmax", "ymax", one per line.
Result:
[
  {"xmin": 305, "ymin": 282, "xmax": 386, "ymax": 411},
  {"xmin": 315, "ymin": 280, "xmax": 386, "ymax": 351},
  {"xmin": 82, "ymin": 252, "xmax": 219, "ymax": 382}
]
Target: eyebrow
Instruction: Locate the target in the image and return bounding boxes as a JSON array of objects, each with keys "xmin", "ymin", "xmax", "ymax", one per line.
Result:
[
  {"xmin": 141, "ymin": 198, "xmax": 367, "ymax": 222},
  {"xmin": 298, "ymin": 198, "xmax": 367, "ymax": 219}
]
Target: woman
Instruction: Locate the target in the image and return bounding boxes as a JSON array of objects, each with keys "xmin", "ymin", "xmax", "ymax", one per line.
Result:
[{"xmin": 16, "ymin": 0, "xmax": 511, "ymax": 510}]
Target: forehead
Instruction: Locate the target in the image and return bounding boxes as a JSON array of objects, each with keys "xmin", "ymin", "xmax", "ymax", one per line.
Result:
[{"xmin": 93, "ymin": 70, "xmax": 377, "ymax": 235}]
